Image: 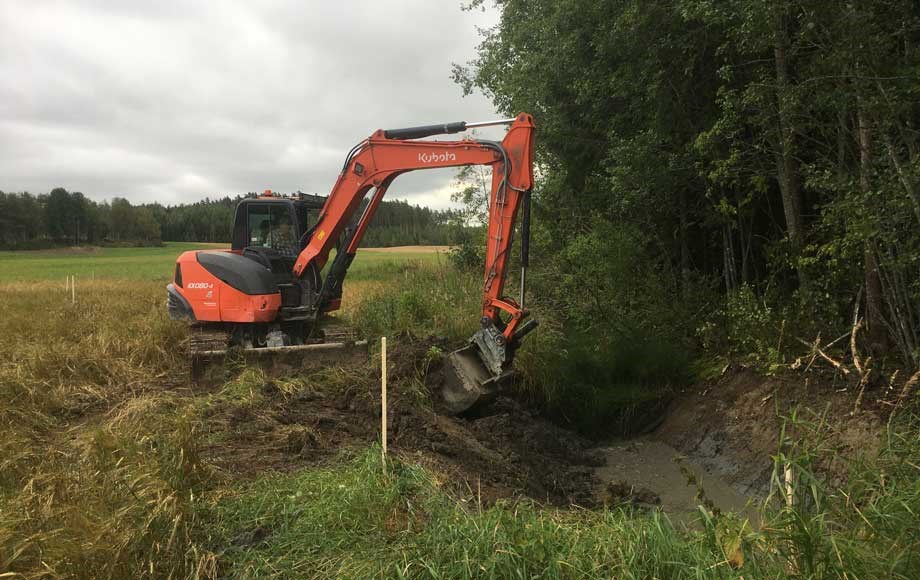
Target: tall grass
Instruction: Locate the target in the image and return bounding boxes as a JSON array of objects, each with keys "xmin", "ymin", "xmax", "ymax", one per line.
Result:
[
  {"xmin": 347, "ymin": 261, "xmax": 481, "ymax": 342},
  {"xmin": 760, "ymin": 408, "xmax": 920, "ymax": 578},
  {"xmin": 0, "ymin": 280, "xmax": 215, "ymax": 578}
]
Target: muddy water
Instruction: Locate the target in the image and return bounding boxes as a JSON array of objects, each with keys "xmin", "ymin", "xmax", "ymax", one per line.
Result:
[{"xmin": 594, "ymin": 438, "xmax": 758, "ymax": 524}]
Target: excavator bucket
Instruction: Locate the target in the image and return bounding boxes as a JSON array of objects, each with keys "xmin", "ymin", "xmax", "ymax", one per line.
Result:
[{"xmin": 442, "ymin": 342, "xmax": 514, "ymax": 414}]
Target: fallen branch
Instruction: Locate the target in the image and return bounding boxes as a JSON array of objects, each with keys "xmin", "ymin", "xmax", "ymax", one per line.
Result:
[
  {"xmin": 795, "ymin": 337, "xmax": 851, "ymax": 376},
  {"xmin": 852, "ymin": 356, "xmax": 872, "ymax": 415}
]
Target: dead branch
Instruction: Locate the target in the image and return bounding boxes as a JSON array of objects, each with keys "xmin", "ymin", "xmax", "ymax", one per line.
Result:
[
  {"xmin": 795, "ymin": 336, "xmax": 851, "ymax": 376},
  {"xmin": 851, "ymin": 318, "xmax": 865, "ymax": 377},
  {"xmin": 852, "ymin": 356, "xmax": 872, "ymax": 415}
]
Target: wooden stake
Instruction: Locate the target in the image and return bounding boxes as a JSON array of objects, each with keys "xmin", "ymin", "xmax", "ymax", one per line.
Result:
[
  {"xmin": 381, "ymin": 336, "xmax": 387, "ymax": 463},
  {"xmin": 71, "ymin": 275, "xmax": 75, "ymax": 304},
  {"xmin": 784, "ymin": 462, "xmax": 794, "ymax": 508}
]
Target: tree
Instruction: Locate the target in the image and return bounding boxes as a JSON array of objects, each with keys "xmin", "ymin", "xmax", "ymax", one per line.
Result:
[{"xmin": 457, "ymin": 0, "xmax": 920, "ymax": 366}]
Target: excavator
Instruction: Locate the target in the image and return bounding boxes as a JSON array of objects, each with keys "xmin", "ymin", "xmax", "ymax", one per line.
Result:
[{"xmin": 167, "ymin": 113, "xmax": 536, "ymax": 413}]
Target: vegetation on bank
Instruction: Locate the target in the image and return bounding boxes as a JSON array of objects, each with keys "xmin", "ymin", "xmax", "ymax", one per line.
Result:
[{"xmin": 454, "ymin": 0, "xmax": 920, "ymax": 378}]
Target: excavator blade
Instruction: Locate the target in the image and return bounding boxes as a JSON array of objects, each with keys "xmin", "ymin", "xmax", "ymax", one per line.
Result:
[
  {"xmin": 189, "ymin": 322, "xmax": 368, "ymax": 384},
  {"xmin": 442, "ymin": 343, "xmax": 513, "ymax": 414}
]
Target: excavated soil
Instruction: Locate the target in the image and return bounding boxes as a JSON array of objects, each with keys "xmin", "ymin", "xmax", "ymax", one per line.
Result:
[
  {"xmin": 196, "ymin": 337, "xmax": 889, "ymax": 515},
  {"xmin": 199, "ymin": 336, "xmax": 602, "ymax": 507}
]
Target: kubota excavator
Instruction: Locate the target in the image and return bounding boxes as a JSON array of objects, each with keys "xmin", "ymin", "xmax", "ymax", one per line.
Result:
[{"xmin": 167, "ymin": 113, "xmax": 536, "ymax": 413}]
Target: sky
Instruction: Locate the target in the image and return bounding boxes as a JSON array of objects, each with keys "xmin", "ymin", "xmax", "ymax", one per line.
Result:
[{"xmin": 0, "ymin": 1, "xmax": 501, "ymax": 210}]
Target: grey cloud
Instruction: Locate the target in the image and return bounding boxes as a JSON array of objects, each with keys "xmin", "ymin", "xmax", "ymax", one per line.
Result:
[{"xmin": 0, "ymin": 1, "xmax": 499, "ymax": 209}]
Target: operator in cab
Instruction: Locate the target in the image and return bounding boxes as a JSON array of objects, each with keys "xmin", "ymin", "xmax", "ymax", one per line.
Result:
[{"xmin": 269, "ymin": 213, "xmax": 297, "ymax": 257}]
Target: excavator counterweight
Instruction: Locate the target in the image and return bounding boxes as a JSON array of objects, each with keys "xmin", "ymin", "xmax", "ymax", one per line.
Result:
[{"xmin": 168, "ymin": 113, "xmax": 537, "ymax": 413}]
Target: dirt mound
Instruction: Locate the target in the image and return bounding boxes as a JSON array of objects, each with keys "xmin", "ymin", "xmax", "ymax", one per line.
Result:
[{"xmin": 199, "ymin": 337, "xmax": 601, "ymax": 507}]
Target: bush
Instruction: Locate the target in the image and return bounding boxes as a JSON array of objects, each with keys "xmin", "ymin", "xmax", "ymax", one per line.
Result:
[
  {"xmin": 446, "ymin": 225, "xmax": 485, "ymax": 270},
  {"xmin": 516, "ymin": 219, "xmax": 695, "ymax": 435},
  {"xmin": 349, "ymin": 263, "xmax": 480, "ymax": 342}
]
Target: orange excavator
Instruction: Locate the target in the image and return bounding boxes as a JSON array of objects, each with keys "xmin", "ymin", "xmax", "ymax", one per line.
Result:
[{"xmin": 167, "ymin": 113, "xmax": 537, "ymax": 413}]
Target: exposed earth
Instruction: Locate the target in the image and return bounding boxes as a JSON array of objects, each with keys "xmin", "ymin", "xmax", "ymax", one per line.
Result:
[{"xmin": 195, "ymin": 336, "xmax": 888, "ymax": 520}]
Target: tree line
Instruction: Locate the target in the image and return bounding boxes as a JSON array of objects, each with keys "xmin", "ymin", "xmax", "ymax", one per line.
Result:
[
  {"xmin": 0, "ymin": 188, "xmax": 461, "ymax": 249},
  {"xmin": 456, "ymin": 0, "xmax": 920, "ymax": 369}
]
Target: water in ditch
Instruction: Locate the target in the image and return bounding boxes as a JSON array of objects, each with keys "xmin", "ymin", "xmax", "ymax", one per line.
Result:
[{"xmin": 594, "ymin": 438, "xmax": 759, "ymax": 525}]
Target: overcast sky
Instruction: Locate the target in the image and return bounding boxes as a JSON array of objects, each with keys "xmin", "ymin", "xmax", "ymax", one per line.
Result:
[{"xmin": 0, "ymin": 1, "xmax": 500, "ymax": 209}]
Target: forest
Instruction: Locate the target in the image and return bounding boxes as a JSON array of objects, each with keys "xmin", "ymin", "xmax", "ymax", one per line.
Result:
[
  {"xmin": 0, "ymin": 188, "xmax": 460, "ymax": 249},
  {"xmin": 452, "ymin": 0, "xmax": 920, "ymax": 374}
]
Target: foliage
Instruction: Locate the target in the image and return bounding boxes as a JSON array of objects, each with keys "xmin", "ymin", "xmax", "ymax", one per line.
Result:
[
  {"xmin": 0, "ymin": 189, "xmax": 470, "ymax": 249},
  {"xmin": 510, "ymin": 219, "xmax": 694, "ymax": 432},
  {"xmin": 456, "ymin": 0, "xmax": 920, "ymax": 368}
]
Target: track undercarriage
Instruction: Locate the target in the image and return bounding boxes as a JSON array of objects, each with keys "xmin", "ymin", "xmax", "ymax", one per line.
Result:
[{"xmin": 188, "ymin": 318, "xmax": 367, "ymax": 382}]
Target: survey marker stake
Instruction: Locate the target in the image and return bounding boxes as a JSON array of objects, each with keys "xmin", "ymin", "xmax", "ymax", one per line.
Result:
[{"xmin": 381, "ymin": 336, "xmax": 388, "ymax": 466}]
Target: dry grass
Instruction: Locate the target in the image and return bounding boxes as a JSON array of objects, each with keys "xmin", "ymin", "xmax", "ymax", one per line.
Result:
[
  {"xmin": 0, "ymin": 259, "xmax": 450, "ymax": 578},
  {"xmin": 0, "ymin": 279, "xmax": 215, "ymax": 578},
  {"xmin": 3, "ymin": 258, "xmax": 916, "ymax": 579}
]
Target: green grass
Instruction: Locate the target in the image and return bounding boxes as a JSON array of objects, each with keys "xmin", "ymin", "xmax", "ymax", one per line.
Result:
[
  {"xmin": 210, "ymin": 448, "xmax": 747, "ymax": 579},
  {"xmin": 0, "ymin": 242, "xmax": 448, "ymax": 283}
]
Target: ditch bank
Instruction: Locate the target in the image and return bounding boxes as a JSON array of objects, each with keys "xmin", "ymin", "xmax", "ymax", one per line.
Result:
[{"xmin": 197, "ymin": 337, "xmax": 886, "ymax": 519}]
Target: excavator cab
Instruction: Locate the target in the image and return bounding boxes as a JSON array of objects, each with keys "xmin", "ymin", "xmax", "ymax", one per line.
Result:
[{"xmin": 232, "ymin": 192, "xmax": 322, "ymax": 265}]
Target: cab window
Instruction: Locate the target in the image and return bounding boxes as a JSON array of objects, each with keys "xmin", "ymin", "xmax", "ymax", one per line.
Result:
[
  {"xmin": 247, "ymin": 205, "xmax": 272, "ymax": 247},
  {"xmin": 247, "ymin": 204, "xmax": 298, "ymax": 257}
]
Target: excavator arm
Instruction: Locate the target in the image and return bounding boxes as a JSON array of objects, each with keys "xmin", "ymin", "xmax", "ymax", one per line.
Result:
[{"xmin": 294, "ymin": 113, "xmax": 537, "ymax": 412}]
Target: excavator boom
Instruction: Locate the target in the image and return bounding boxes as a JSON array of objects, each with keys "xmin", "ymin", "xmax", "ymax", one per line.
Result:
[{"xmin": 293, "ymin": 113, "xmax": 537, "ymax": 411}]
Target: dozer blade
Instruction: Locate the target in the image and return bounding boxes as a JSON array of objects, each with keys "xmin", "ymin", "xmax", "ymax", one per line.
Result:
[
  {"xmin": 188, "ymin": 324, "xmax": 368, "ymax": 384},
  {"xmin": 442, "ymin": 343, "xmax": 513, "ymax": 414},
  {"xmin": 192, "ymin": 340, "xmax": 369, "ymax": 383}
]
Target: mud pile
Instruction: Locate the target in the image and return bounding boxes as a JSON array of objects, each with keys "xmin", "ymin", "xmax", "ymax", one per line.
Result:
[{"xmin": 199, "ymin": 337, "xmax": 602, "ymax": 507}]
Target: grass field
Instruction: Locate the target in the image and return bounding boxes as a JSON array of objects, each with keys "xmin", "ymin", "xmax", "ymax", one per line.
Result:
[
  {"xmin": 1, "ymin": 245, "xmax": 917, "ymax": 578},
  {"xmin": 0, "ymin": 242, "xmax": 451, "ymax": 283}
]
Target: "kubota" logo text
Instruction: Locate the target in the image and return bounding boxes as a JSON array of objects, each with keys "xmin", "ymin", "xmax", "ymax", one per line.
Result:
[{"xmin": 418, "ymin": 152, "xmax": 457, "ymax": 163}]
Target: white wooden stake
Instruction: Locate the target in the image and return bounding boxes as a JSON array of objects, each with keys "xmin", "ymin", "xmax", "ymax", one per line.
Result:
[
  {"xmin": 784, "ymin": 462, "xmax": 794, "ymax": 508},
  {"xmin": 71, "ymin": 275, "xmax": 75, "ymax": 304},
  {"xmin": 381, "ymin": 336, "xmax": 388, "ymax": 463}
]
